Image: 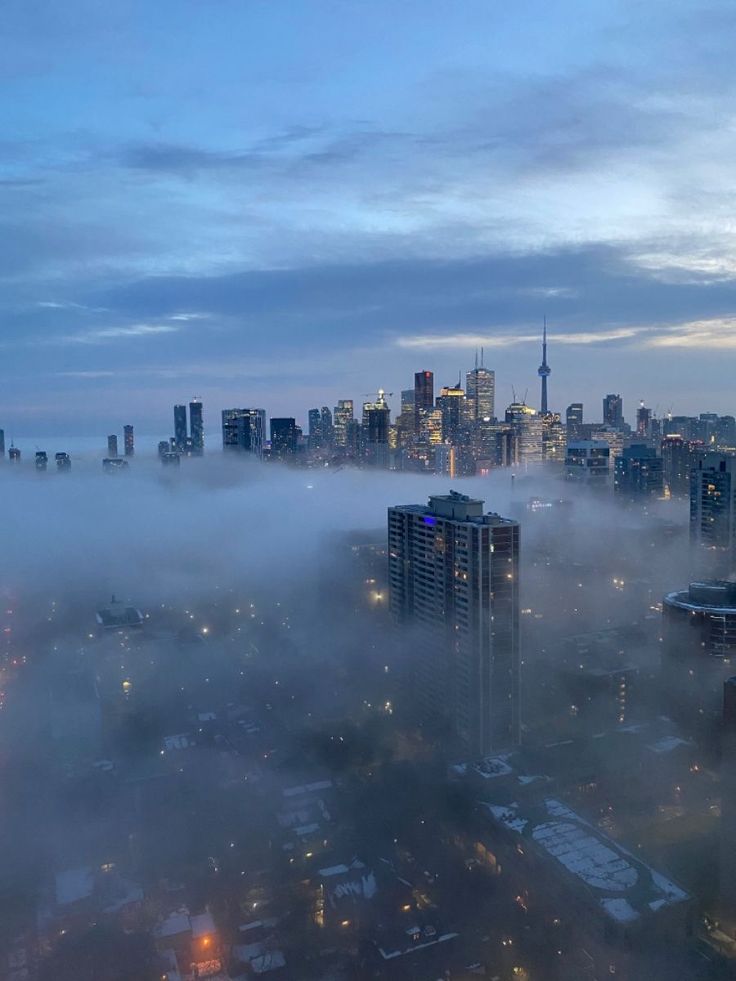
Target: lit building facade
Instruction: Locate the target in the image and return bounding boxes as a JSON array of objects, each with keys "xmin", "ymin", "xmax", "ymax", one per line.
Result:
[
  {"xmin": 505, "ymin": 402, "xmax": 544, "ymax": 467},
  {"xmin": 333, "ymin": 400, "xmax": 354, "ymax": 449},
  {"xmin": 614, "ymin": 444, "xmax": 664, "ymax": 498},
  {"xmin": 414, "ymin": 370, "xmax": 434, "ymax": 432},
  {"xmin": 466, "ymin": 364, "xmax": 495, "ymax": 423},
  {"xmin": 690, "ymin": 454, "xmax": 736, "ymax": 571}
]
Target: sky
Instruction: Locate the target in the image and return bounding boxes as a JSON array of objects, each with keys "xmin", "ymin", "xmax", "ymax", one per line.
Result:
[{"xmin": 2, "ymin": 0, "xmax": 736, "ymax": 436}]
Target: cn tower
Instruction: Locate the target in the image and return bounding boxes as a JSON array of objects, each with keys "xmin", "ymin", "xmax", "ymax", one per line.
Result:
[{"xmin": 538, "ymin": 316, "xmax": 551, "ymax": 414}]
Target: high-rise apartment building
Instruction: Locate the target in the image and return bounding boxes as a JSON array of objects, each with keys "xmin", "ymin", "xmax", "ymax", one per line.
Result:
[
  {"xmin": 123, "ymin": 425, "xmax": 134, "ymax": 457},
  {"xmin": 661, "ymin": 434, "xmax": 693, "ymax": 497},
  {"xmin": 690, "ymin": 454, "xmax": 736, "ymax": 569},
  {"xmin": 388, "ymin": 491, "xmax": 520, "ymax": 756},
  {"xmin": 189, "ymin": 399, "xmax": 204, "ymax": 455},
  {"xmin": 565, "ymin": 440, "xmax": 610, "ymax": 484}
]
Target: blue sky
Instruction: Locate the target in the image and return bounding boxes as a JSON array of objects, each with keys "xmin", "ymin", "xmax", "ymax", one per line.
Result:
[{"xmin": 2, "ymin": 0, "xmax": 736, "ymax": 436}]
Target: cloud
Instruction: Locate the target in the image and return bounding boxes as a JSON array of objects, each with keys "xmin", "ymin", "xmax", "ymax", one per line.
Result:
[
  {"xmin": 644, "ymin": 317, "xmax": 736, "ymax": 349},
  {"xmin": 394, "ymin": 328, "xmax": 644, "ymax": 350},
  {"xmin": 63, "ymin": 323, "xmax": 180, "ymax": 344}
]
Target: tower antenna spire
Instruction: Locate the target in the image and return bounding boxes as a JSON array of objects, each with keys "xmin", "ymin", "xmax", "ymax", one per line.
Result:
[{"xmin": 537, "ymin": 315, "xmax": 551, "ymax": 414}]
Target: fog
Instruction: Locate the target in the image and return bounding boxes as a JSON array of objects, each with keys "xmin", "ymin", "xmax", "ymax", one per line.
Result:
[{"xmin": 0, "ymin": 456, "xmax": 727, "ymax": 981}]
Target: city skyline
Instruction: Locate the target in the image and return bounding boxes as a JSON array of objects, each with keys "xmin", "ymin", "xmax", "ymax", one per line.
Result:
[{"xmin": 3, "ymin": 2, "xmax": 736, "ymax": 431}]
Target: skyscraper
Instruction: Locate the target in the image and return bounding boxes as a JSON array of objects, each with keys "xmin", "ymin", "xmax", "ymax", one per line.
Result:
[
  {"xmin": 123, "ymin": 425, "xmax": 134, "ymax": 457},
  {"xmin": 436, "ymin": 383, "xmax": 465, "ymax": 444},
  {"xmin": 55, "ymin": 452, "xmax": 71, "ymax": 472},
  {"xmin": 389, "ymin": 491, "xmax": 520, "ymax": 756},
  {"xmin": 537, "ymin": 318, "xmax": 551, "ymax": 413},
  {"xmin": 0, "ymin": 428, "xmax": 5, "ymax": 459},
  {"xmin": 362, "ymin": 390, "xmax": 391, "ymax": 467},
  {"xmin": 505, "ymin": 402, "xmax": 544, "ymax": 467},
  {"xmin": 320, "ymin": 406, "xmax": 333, "ymax": 448},
  {"xmin": 566, "ymin": 403, "xmax": 583, "ymax": 437},
  {"xmin": 189, "ymin": 399, "xmax": 204, "ymax": 455},
  {"xmin": 107, "ymin": 434, "xmax": 119, "ymax": 458},
  {"xmin": 8, "ymin": 445, "xmax": 20, "ymax": 463},
  {"xmin": 270, "ymin": 418, "xmax": 298, "ymax": 459},
  {"xmin": 603, "ymin": 393, "xmax": 624, "ymax": 429},
  {"xmin": 414, "ymin": 370, "xmax": 434, "ymax": 432},
  {"xmin": 661, "ymin": 434, "xmax": 692, "ymax": 497},
  {"xmin": 466, "ymin": 352, "xmax": 495, "ymax": 423},
  {"xmin": 636, "ymin": 403, "xmax": 652, "ymax": 438},
  {"xmin": 222, "ymin": 408, "xmax": 266, "ymax": 456},
  {"xmin": 333, "ymin": 400, "xmax": 354, "ymax": 449},
  {"xmin": 308, "ymin": 408, "xmax": 323, "ymax": 448},
  {"xmin": 174, "ymin": 405, "xmax": 188, "ymax": 451}
]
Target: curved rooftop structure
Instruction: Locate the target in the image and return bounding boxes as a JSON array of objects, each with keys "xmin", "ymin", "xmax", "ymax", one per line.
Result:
[{"xmin": 664, "ymin": 580, "xmax": 736, "ymax": 616}]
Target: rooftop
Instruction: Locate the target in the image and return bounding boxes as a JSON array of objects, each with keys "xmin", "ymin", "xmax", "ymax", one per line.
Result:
[
  {"xmin": 482, "ymin": 796, "xmax": 689, "ymax": 926},
  {"xmin": 664, "ymin": 581, "xmax": 736, "ymax": 615}
]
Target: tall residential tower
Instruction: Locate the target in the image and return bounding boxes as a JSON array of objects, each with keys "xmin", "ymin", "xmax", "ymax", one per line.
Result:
[{"xmin": 388, "ymin": 491, "xmax": 520, "ymax": 756}]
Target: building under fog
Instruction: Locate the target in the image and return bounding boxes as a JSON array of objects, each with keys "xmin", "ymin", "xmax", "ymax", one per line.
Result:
[
  {"xmin": 721, "ymin": 677, "xmax": 736, "ymax": 918},
  {"xmin": 123, "ymin": 424, "xmax": 134, "ymax": 457},
  {"xmin": 222, "ymin": 408, "xmax": 266, "ymax": 457},
  {"xmin": 662, "ymin": 581, "xmax": 736, "ymax": 740},
  {"xmin": 388, "ymin": 491, "xmax": 519, "ymax": 756},
  {"xmin": 614, "ymin": 444, "xmax": 664, "ymax": 499},
  {"xmin": 565, "ymin": 440, "xmax": 610, "ymax": 484}
]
